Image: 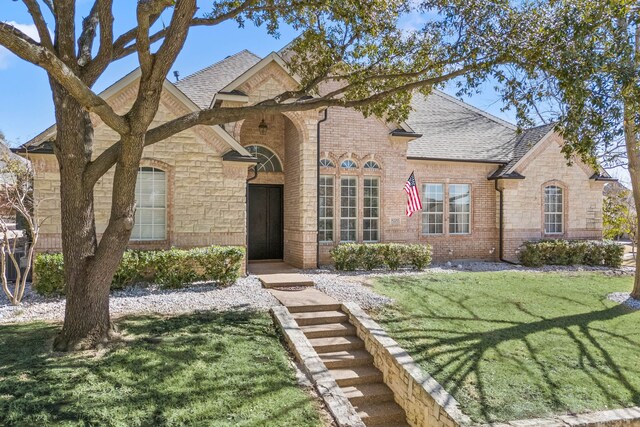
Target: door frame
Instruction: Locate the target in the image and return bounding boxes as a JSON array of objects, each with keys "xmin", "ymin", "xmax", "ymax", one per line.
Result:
[{"xmin": 247, "ymin": 184, "xmax": 284, "ymax": 261}]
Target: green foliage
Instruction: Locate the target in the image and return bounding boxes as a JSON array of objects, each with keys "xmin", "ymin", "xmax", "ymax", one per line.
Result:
[
  {"xmin": 32, "ymin": 253, "xmax": 65, "ymax": 296},
  {"xmin": 518, "ymin": 240, "xmax": 623, "ymax": 268},
  {"xmin": 603, "ymin": 188, "xmax": 637, "ymax": 246},
  {"xmin": 33, "ymin": 246, "xmax": 245, "ymax": 296},
  {"xmin": 330, "ymin": 243, "xmax": 432, "ymax": 271}
]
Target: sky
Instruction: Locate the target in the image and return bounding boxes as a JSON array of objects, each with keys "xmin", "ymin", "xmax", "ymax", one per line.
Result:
[{"xmin": 0, "ymin": 1, "xmax": 630, "ymax": 185}]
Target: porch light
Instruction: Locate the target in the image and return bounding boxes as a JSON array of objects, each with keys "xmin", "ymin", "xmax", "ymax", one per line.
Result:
[{"xmin": 258, "ymin": 119, "xmax": 268, "ymax": 135}]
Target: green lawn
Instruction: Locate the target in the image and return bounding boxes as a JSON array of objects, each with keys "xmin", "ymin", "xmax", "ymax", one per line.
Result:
[
  {"xmin": 0, "ymin": 311, "xmax": 324, "ymax": 427},
  {"xmin": 372, "ymin": 272, "xmax": 640, "ymax": 423}
]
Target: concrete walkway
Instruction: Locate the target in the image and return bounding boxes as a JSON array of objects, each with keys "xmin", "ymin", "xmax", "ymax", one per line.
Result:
[{"xmin": 249, "ymin": 261, "xmax": 314, "ymax": 289}]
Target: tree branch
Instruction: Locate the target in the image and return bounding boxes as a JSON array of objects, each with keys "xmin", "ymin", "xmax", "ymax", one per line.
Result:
[
  {"xmin": 0, "ymin": 22, "xmax": 129, "ymax": 135},
  {"xmin": 21, "ymin": 0, "xmax": 53, "ymax": 50},
  {"xmin": 77, "ymin": 1, "xmax": 100, "ymax": 66},
  {"xmin": 85, "ymin": 64, "xmax": 480, "ymax": 185}
]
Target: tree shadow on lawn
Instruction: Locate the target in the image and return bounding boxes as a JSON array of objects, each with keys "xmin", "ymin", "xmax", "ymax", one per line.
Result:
[
  {"xmin": 376, "ymin": 277, "xmax": 640, "ymax": 423},
  {"xmin": 0, "ymin": 310, "xmax": 322, "ymax": 427}
]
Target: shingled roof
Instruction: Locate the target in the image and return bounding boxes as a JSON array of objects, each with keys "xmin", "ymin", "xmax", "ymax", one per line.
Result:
[{"xmin": 175, "ymin": 50, "xmax": 261, "ymax": 109}]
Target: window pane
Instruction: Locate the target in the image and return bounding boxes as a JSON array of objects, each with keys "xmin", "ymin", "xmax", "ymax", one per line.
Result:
[
  {"xmin": 340, "ymin": 177, "xmax": 357, "ymax": 241},
  {"xmin": 363, "ymin": 177, "xmax": 379, "ymax": 242},
  {"xmin": 544, "ymin": 185, "xmax": 563, "ymax": 234},
  {"xmin": 422, "ymin": 183, "xmax": 444, "ymax": 235},
  {"xmin": 132, "ymin": 168, "xmax": 166, "ymax": 241},
  {"xmin": 319, "ymin": 176, "xmax": 334, "ymax": 242},
  {"xmin": 246, "ymin": 145, "xmax": 283, "ymax": 172},
  {"xmin": 449, "ymin": 184, "xmax": 470, "ymax": 234}
]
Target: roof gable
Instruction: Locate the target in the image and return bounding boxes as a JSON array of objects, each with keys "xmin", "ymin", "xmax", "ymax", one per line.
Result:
[{"xmin": 175, "ymin": 50, "xmax": 261, "ymax": 109}]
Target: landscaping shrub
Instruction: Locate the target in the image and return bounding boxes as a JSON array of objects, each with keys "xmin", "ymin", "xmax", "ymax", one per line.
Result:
[
  {"xmin": 33, "ymin": 246, "xmax": 245, "ymax": 296},
  {"xmin": 32, "ymin": 253, "xmax": 65, "ymax": 296},
  {"xmin": 330, "ymin": 243, "xmax": 432, "ymax": 271},
  {"xmin": 518, "ymin": 240, "xmax": 623, "ymax": 268}
]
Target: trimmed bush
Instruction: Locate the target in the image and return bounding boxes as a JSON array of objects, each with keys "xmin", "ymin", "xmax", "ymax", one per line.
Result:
[
  {"xmin": 330, "ymin": 243, "xmax": 432, "ymax": 271},
  {"xmin": 33, "ymin": 246, "xmax": 245, "ymax": 296},
  {"xmin": 518, "ymin": 240, "xmax": 623, "ymax": 268}
]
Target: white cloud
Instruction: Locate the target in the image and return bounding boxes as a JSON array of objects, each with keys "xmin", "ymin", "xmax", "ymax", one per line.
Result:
[{"xmin": 0, "ymin": 22, "xmax": 41, "ymax": 69}]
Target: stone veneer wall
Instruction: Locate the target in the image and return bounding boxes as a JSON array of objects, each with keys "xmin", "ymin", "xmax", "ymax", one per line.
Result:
[
  {"xmin": 342, "ymin": 302, "xmax": 471, "ymax": 427},
  {"xmin": 499, "ymin": 137, "xmax": 605, "ymax": 261}
]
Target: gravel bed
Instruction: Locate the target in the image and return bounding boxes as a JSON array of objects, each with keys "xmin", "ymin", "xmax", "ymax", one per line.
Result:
[
  {"xmin": 0, "ymin": 276, "xmax": 279, "ymax": 324},
  {"xmin": 1, "ymin": 261, "xmax": 635, "ymax": 323},
  {"xmin": 608, "ymin": 292, "xmax": 640, "ymax": 310}
]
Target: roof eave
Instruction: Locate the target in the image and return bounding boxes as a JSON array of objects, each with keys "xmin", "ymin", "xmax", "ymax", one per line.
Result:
[{"xmin": 407, "ymin": 156, "xmax": 508, "ymax": 165}]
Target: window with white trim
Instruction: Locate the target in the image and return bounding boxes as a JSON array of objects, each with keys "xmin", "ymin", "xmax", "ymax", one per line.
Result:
[
  {"xmin": 422, "ymin": 183, "xmax": 444, "ymax": 234},
  {"xmin": 132, "ymin": 167, "xmax": 166, "ymax": 241},
  {"xmin": 246, "ymin": 145, "xmax": 282, "ymax": 172},
  {"xmin": 363, "ymin": 160, "xmax": 380, "ymax": 170},
  {"xmin": 341, "ymin": 159, "xmax": 357, "ymax": 169},
  {"xmin": 319, "ymin": 176, "xmax": 334, "ymax": 242},
  {"xmin": 319, "ymin": 158, "xmax": 335, "ymax": 168},
  {"xmin": 363, "ymin": 177, "xmax": 379, "ymax": 242},
  {"xmin": 544, "ymin": 185, "xmax": 563, "ymax": 234},
  {"xmin": 340, "ymin": 177, "xmax": 357, "ymax": 242},
  {"xmin": 449, "ymin": 184, "xmax": 470, "ymax": 234}
]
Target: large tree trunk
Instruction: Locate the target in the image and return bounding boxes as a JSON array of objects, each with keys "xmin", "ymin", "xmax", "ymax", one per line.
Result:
[
  {"xmin": 623, "ymin": 99, "xmax": 640, "ymax": 300},
  {"xmin": 50, "ymin": 87, "xmax": 142, "ymax": 351}
]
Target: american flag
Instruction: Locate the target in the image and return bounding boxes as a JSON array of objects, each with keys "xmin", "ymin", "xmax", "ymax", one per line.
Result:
[{"xmin": 404, "ymin": 172, "xmax": 422, "ymax": 217}]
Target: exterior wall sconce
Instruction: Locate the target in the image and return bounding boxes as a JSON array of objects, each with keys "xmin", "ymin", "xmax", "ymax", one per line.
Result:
[{"xmin": 258, "ymin": 119, "xmax": 268, "ymax": 135}]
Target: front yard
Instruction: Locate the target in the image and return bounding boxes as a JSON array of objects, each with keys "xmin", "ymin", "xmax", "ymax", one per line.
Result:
[
  {"xmin": 0, "ymin": 311, "xmax": 324, "ymax": 427},
  {"xmin": 372, "ymin": 271, "xmax": 640, "ymax": 423}
]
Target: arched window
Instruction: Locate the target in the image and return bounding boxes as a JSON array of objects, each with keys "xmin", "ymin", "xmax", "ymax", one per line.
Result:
[
  {"xmin": 319, "ymin": 158, "xmax": 335, "ymax": 168},
  {"xmin": 246, "ymin": 145, "xmax": 282, "ymax": 172},
  {"xmin": 132, "ymin": 167, "xmax": 166, "ymax": 241},
  {"xmin": 544, "ymin": 185, "xmax": 563, "ymax": 234},
  {"xmin": 363, "ymin": 160, "xmax": 380, "ymax": 170},
  {"xmin": 341, "ymin": 159, "xmax": 357, "ymax": 169}
]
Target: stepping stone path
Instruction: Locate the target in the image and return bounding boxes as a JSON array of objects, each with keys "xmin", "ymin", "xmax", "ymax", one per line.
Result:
[{"xmin": 258, "ymin": 267, "xmax": 410, "ymax": 427}]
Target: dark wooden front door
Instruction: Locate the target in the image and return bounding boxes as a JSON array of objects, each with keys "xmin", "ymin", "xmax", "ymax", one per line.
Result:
[{"xmin": 248, "ymin": 185, "xmax": 283, "ymax": 260}]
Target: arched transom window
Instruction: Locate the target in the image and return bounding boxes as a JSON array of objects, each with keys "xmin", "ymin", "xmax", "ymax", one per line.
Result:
[
  {"xmin": 341, "ymin": 159, "xmax": 357, "ymax": 169},
  {"xmin": 132, "ymin": 167, "xmax": 166, "ymax": 241},
  {"xmin": 544, "ymin": 185, "xmax": 563, "ymax": 234},
  {"xmin": 246, "ymin": 145, "xmax": 282, "ymax": 172},
  {"xmin": 319, "ymin": 158, "xmax": 335, "ymax": 168},
  {"xmin": 363, "ymin": 160, "xmax": 380, "ymax": 170}
]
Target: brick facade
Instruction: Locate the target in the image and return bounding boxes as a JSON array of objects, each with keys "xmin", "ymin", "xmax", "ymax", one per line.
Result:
[{"xmin": 26, "ymin": 57, "xmax": 606, "ymax": 268}]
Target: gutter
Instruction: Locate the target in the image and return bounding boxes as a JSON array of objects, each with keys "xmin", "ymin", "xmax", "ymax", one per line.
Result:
[
  {"xmin": 495, "ymin": 180, "xmax": 518, "ymax": 265},
  {"xmin": 316, "ymin": 109, "xmax": 328, "ymax": 268},
  {"xmin": 245, "ymin": 165, "xmax": 259, "ymax": 274}
]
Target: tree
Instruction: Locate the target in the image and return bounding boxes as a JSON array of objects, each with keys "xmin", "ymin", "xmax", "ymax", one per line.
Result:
[
  {"xmin": 0, "ymin": 0, "xmax": 536, "ymax": 350},
  {"xmin": 0, "ymin": 155, "xmax": 42, "ymax": 305},
  {"xmin": 497, "ymin": 0, "xmax": 640, "ymax": 298},
  {"xmin": 603, "ymin": 186, "xmax": 637, "ymax": 257}
]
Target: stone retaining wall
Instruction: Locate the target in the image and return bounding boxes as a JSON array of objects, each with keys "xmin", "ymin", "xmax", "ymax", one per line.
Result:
[{"xmin": 342, "ymin": 302, "xmax": 471, "ymax": 427}]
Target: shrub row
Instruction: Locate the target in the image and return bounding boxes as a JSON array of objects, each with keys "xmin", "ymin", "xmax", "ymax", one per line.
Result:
[
  {"xmin": 518, "ymin": 240, "xmax": 624, "ymax": 268},
  {"xmin": 33, "ymin": 246, "xmax": 245, "ymax": 296},
  {"xmin": 330, "ymin": 243, "xmax": 432, "ymax": 271}
]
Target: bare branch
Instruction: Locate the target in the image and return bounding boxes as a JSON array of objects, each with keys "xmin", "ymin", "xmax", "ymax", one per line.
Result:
[
  {"xmin": 21, "ymin": 0, "xmax": 54, "ymax": 50},
  {"xmin": 77, "ymin": 2, "xmax": 100, "ymax": 66},
  {"xmin": 0, "ymin": 23, "xmax": 130, "ymax": 135}
]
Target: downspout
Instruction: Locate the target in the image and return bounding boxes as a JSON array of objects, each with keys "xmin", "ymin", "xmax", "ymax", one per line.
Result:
[
  {"xmin": 316, "ymin": 109, "xmax": 328, "ymax": 268},
  {"xmin": 245, "ymin": 165, "xmax": 259, "ymax": 274},
  {"xmin": 495, "ymin": 180, "xmax": 518, "ymax": 265}
]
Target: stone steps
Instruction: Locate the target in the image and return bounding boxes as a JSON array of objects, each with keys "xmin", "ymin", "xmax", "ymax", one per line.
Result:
[
  {"xmin": 300, "ymin": 322, "xmax": 357, "ymax": 338},
  {"xmin": 291, "ymin": 310, "xmax": 348, "ymax": 326},
  {"xmin": 353, "ymin": 401, "xmax": 407, "ymax": 426},
  {"xmin": 329, "ymin": 366, "xmax": 384, "ymax": 387},
  {"xmin": 309, "ymin": 336, "xmax": 365, "ymax": 353},
  {"xmin": 341, "ymin": 382, "xmax": 395, "ymax": 405},
  {"xmin": 319, "ymin": 349, "xmax": 373, "ymax": 369},
  {"xmin": 258, "ymin": 273, "xmax": 314, "ymax": 289},
  {"xmin": 280, "ymin": 292, "xmax": 410, "ymax": 426}
]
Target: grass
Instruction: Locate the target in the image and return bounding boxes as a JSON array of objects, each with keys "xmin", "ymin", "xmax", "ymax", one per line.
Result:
[
  {"xmin": 372, "ymin": 271, "xmax": 640, "ymax": 423},
  {"xmin": 0, "ymin": 311, "xmax": 324, "ymax": 427}
]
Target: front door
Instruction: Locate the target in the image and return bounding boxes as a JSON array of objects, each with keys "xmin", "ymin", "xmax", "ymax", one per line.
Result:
[{"xmin": 248, "ymin": 185, "xmax": 283, "ymax": 260}]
